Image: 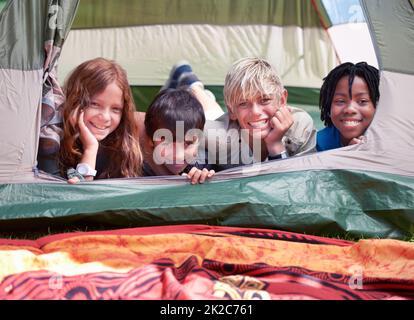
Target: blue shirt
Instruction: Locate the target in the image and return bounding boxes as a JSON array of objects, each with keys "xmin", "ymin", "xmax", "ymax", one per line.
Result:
[{"xmin": 316, "ymin": 126, "xmax": 342, "ymax": 152}]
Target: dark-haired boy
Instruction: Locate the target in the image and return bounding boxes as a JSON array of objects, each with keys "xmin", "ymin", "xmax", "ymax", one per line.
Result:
[{"xmin": 141, "ymin": 89, "xmax": 215, "ymax": 184}]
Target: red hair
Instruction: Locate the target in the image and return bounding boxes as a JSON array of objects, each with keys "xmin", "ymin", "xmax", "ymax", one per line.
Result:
[{"xmin": 59, "ymin": 58, "xmax": 142, "ymax": 178}]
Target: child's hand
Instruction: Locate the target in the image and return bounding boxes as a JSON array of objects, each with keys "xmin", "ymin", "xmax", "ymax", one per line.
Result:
[
  {"xmin": 264, "ymin": 105, "xmax": 294, "ymax": 155},
  {"xmin": 348, "ymin": 135, "xmax": 366, "ymax": 146},
  {"xmin": 182, "ymin": 167, "xmax": 215, "ymax": 185},
  {"xmin": 78, "ymin": 110, "xmax": 99, "ymax": 151},
  {"xmin": 67, "ymin": 176, "xmax": 81, "ymax": 184}
]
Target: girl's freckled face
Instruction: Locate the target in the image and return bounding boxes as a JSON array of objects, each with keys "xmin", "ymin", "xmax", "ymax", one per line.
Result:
[{"xmin": 83, "ymin": 82, "xmax": 124, "ymax": 141}]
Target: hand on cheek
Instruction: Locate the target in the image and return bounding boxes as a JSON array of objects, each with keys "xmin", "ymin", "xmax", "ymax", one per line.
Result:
[
  {"xmin": 264, "ymin": 105, "xmax": 294, "ymax": 155},
  {"xmin": 78, "ymin": 110, "xmax": 99, "ymax": 151}
]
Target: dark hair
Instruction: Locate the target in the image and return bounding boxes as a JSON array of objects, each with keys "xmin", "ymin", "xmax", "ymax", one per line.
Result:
[
  {"xmin": 319, "ymin": 62, "xmax": 380, "ymax": 127},
  {"xmin": 145, "ymin": 89, "xmax": 205, "ymax": 141}
]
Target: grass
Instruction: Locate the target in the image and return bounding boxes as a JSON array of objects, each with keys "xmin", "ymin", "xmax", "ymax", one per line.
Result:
[
  {"xmin": 0, "ymin": 225, "xmax": 413, "ymax": 242},
  {"xmin": 0, "ymin": 224, "xmax": 116, "ymax": 240}
]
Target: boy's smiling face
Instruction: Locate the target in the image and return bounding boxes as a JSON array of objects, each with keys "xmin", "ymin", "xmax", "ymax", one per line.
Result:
[
  {"xmin": 153, "ymin": 138, "xmax": 200, "ymax": 175},
  {"xmin": 230, "ymin": 90, "xmax": 287, "ymax": 140},
  {"xmin": 330, "ymin": 76, "xmax": 376, "ymax": 145}
]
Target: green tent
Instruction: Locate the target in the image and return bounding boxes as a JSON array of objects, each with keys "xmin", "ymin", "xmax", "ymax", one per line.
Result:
[
  {"xmin": 0, "ymin": 0, "xmax": 413, "ymax": 239},
  {"xmin": 58, "ymin": 0, "xmax": 378, "ymax": 125}
]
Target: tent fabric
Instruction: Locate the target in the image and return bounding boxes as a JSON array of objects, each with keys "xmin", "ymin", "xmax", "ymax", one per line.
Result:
[
  {"xmin": 0, "ymin": 225, "xmax": 413, "ymax": 300},
  {"xmin": 0, "ymin": 0, "xmax": 47, "ymax": 70},
  {"xmin": 71, "ymin": 0, "xmax": 324, "ymax": 29},
  {"xmin": 313, "ymin": 0, "xmax": 378, "ymax": 68},
  {"xmin": 39, "ymin": 0, "xmax": 79, "ymax": 167},
  {"xmin": 58, "ymin": 0, "xmax": 379, "ymax": 89},
  {"xmin": 0, "ymin": 0, "xmax": 47, "ymax": 182},
  {"xmin": 327, "ymin": 22, "xmax": 377, "ymax": 68},
  {"xmin": 0, "ymin": 69, "xmax": 43, "ymax": 181},
  {"xmin": 58, "ymin": 24, "xmax": 337, "ymax": 89},
  {"xmin": 57, "ymin": 0, "xmax": 339, "ymax": 89},
  {"xmin": 362, "ymin": 0, "xmax": 414, "ymax": 74},
  {"xmin": 0, "ymin": 0, "xmax": 78, "ymax": 182},
  {"xmin": 0, "ymin": 0, "xmax": 6, "ymax": 12},
  {"xmin": 1, "ymin": 169, "xmax": 413, "ymax": 239}
]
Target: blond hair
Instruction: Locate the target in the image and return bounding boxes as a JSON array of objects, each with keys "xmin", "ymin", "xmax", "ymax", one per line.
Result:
[{"xmin": 224, "ymin": 57, "xmax": 284, "ymax": 110}]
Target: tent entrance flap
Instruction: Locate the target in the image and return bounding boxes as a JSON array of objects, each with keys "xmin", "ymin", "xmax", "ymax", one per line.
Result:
[{"xmin": 0, "ymin": 170, "xmax": 413, "ymax": 239}]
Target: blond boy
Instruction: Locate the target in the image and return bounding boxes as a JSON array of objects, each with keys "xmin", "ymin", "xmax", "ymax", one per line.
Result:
[{"xmin": 200, "ymin": 57, "xmax": 317, "ymax": 169}]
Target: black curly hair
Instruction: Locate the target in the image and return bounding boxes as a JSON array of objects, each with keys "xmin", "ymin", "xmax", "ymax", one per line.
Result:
[{"xmin": 319, "ymin": 62, "xmax": 380, "ymax": 127}]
